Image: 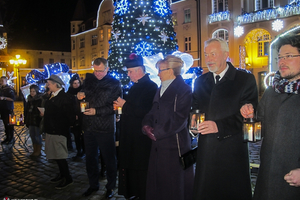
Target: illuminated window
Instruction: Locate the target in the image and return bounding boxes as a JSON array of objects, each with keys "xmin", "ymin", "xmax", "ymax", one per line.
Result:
[
  {"xmin": 257, "ymin": 34, "xmax": 270, "ymax": 56},
  {"xmin": 92, "ymin": 35, "xmax": 98, "ymax": 46},
  {"xmin": 80, "ymin": 57, "xmax": 85, "ymax": 66},
  {"xmin": 108, "ymin": 29, "xmax": 111, "ymax": 40},
  {"xmin": 172, "ymin": 13, "xmax": 178, "ymax": 26},
  {"xmin": 212, "ymin": 29, "xmax": 229, "ymax": 43},
  {"xmin": 255, "ymin": 0, "xmax": 274, "ymax": 10},
  {"xmin": 184, "ymin": 37, "xmax": 191, "ymax": 52},
  {"xmin": 80, "ymin": 38, "xmax": 85, "ymax": 48},
  {"xmin": 184, "ymin": 9, "xmax": 191, "ymax": 23},
  {"xmin": 100, "ymin": 30, "xmax": 104, "ymax": 41},
  {"xmin": 212, "ymin": 0, "xmax": 228, "ymax": 13}
]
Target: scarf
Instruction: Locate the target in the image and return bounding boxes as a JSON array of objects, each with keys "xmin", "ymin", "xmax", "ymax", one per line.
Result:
[{"xmin": 273, "ymin": 71, "xmax": 300, "ymax": 94}]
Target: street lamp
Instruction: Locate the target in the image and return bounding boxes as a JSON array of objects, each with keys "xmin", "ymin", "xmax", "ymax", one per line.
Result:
[{"xmin": 9, "ymin": 55, "xmax": 27, "ymax": 96}]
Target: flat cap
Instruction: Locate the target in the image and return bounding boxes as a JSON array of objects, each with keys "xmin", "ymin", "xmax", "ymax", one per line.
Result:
[
  {"xmin": 124, "ymin": 53, "xmax": 144, "ymax": 69},
  {"xmin": 46, "ymin": 74, "xmax": 65, "ymax": 86}
]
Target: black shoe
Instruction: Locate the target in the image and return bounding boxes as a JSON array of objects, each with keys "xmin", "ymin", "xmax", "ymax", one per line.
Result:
[
  {"xmin": 105, "ymin": 189, "xmax": 114, "ymax": 199},
  {"xmin": 55, "ymin": 178, "xmax": 73, "ymax": 189},
  {"xmin": 1, "ymin": 139, "xmax": 12, "ymax": 145},
  {"xmin": 50, "ymin": 174, "xmax": 63, "ymax": 183},
  {"xmin": 82, "ymin": 187, "xmax": 99, "ymax": 197}
]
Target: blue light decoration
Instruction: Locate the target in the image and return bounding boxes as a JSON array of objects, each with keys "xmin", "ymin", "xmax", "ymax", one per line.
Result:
[
  {"xmin": 25, "ymin": 62, "xmax": 71, "ymax": 93},
  {"xmin": 114, "ymin": 0, "xmax": 130, "ymax": 16},
  {"xmin": 209, "ymin": 11, "xmax": 231, "ymax": 23},
  {"xmin": 135, "ymin": 41, "xmax": 154, "ymax": 57},
  {"xmin": 153, "ymin": 0, "xmax": 168, "ymax": 16}
]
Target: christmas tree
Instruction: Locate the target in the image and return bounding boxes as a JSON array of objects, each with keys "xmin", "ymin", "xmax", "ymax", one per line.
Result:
[{"xmin": 108, "ymin": 0, "xmax": 178, "ymax": 86}]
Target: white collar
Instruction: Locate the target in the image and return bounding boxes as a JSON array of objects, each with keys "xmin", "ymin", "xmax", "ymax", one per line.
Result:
[{"xmin": 213, "ymin": 64, "xmax": 229, "ymax": 82}]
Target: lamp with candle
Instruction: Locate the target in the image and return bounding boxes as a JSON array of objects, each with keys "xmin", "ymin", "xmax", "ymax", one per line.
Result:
[
  {"xmin": 9, "ymin": 114, "xmax": 16, "ymax": 125},
  {"xmin": 189, "ymin": 109, "xmax": 205, "ymax": 137},
  {"xmin": 80, "ymin": 100, "xmax": 89, "ymax": 112},
  {"xmin": 243, "ymin": 118, "xmax": 261, "ymax": 142}
]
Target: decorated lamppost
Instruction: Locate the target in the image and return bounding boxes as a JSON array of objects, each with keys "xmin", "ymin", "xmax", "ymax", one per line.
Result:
[{"xmin": 9, "ymin": 55, "xmax": 27, "ymax": 96}]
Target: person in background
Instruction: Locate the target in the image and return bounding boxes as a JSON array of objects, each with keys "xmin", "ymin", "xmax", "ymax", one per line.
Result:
[
  {"xmin": 114, "ymin": 53, "xmax": 157, "ymax": 200},
  {"xmin": 77, "ymin": 57, "xmax": 122, "ymax": 198},
  {"xmin": 0, "ymin": 76, "xmax": 15, "ymax": 145},
  {"xmin": 24, "ymin": 84, "xmax": 42, "ymax": 157},
  {"xmin": 192, "ymin": 38, "xmax": 258, "ymax": 200},
  {"xmin": 44, "ymin": 75, "xmax": 74, "ymax": 189},
  {"xmin": 142, "ymin": 55, "xmax": 194, "ymax": 200},
  {"xmin": 67, "ymin": 74, "xmax": 85, "ymax": 160},
  {"xmin": 241, "ymin": 34, "xmax": 300, "ymax": 200}
]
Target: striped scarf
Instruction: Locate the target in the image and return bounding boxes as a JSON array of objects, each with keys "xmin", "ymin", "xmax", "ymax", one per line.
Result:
[{"xmin": 273, "ymin": 71, "xmax": 300, "ymax": 94}]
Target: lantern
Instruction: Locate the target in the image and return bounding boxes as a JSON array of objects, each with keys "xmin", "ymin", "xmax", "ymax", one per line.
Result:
[
  {"xmin": 189, "ymin": 109, "xmax": 205, "ymax": 136},
  {"xmin": 9, "ymin": 114, "xmax": 16, "ymax": 125},
  {"xmin": 80, "ymin": 100, "xmax": 89, "ymax": 112},
  {"xmin": 243, "ymin": 118, "xmax": 261, "ymax": 142}
]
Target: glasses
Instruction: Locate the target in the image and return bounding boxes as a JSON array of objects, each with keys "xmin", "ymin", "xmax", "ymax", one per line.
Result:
[
  {"xmin": 94, "ymin": 67, "xmax": 107, "ymax": 73},
  {"xmin": 158, "ymin": 68, "xmax": 170, "ymax": 73},
  {"xmin": 275, "ymin": 54, "xmax": 300, "ymax": 62}
]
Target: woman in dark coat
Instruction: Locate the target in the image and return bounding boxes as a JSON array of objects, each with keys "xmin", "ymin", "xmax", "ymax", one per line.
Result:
[
  {"xmin": 142, "ymin": 55, "xmax": 194, "ymax": 200},
  {"xmin": 67, "ymin": 74, "xmax": 84, "ymax": 159},
  {"xmin": 24, "ymin": 85, "xmax": 42, "ymax": 156}
]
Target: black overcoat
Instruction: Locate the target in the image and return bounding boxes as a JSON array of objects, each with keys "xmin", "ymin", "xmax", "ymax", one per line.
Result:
[
  {"xmin": 192, "ymin": 63, "xmax": 258, "ymax": 200},
  {"xmin": 253, "ymin": 87, "xmax": 300, "ymax": 200},
  {"xmin": 118, "ymin": 75, "xmax": 157, "ymax": 197},
  {"xmin": 143, "ymin": 75, "xmax": 194, "ymax": 200}
]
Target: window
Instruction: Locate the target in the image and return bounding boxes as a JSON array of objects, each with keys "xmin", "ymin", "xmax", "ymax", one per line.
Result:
[
  {"xmin": 255, "ymin": 0, "xmax": 274, "ymax": 10},
  {"xmin": 38, "ymin": 58, "xmax": 44, "ymax": 68},
  {"xmin": 103, "ymin": 10, "xmax": 111, "ymax": 24},
  {"xmin": 49, "ymin": 59, "xmax": 54, "ymax": 64},
  {"xmin": 82, "ymin": 24, "xmax": 85, "ymax": 31},
  {"xmin": 72, "ymin": 40, "xmax": 75, "ymax": 50},
  {"xmin": 212, "ymin": 0, "xmax": 228, "ymax": 13},
  {"xmin": 184, "ymin": 37, "xmax": 191, "ymax": 52},
  {"xmin": 257, "ymin": 34, "xmax": 270, "ymax": 56},
  {"xmin": 108, "ymin": 29, "xmax": 111, "ymax": 40},
  {"xmin": 100, "ymin": 30, "xmax": 104, "ymax": 41},
  {"xmin": 93, "ymin": 20, "xmax": 97, "ymax": 27},
  {"xmin": 80, "ymin": 38, "xmax": 85, "ymax": 48},
  {"xmin": 80, "ymin": 57, "xmax": 85, "ymax": 66},
  {"xmin": 92, "ymin": 35, "xmax": 98, "ymax": 46},
  {"xmin": 73, "ymin": 57, "xmax": 76, "ymax": 68},
  {"xmin": 61, "ymin": 59, "xmax": 65, "ymax": 63},
  {"xmin": 184, "ymin": 9, "xmax": 191, "ymax": 23},
  {"xmin": 212, "ymin": 29, "xmax": 229, "ymax": 43},
  {"xmin": 72, "ymin": 24, "xmax": 75, "ymax": 33},
  {"xmin": 172, "ymin": 13, "xmax": 178, "ymax": 26}
]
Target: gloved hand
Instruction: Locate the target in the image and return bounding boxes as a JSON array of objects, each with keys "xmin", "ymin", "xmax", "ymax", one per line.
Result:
[{"xmin": 142, "ymin": 125, "xmax": 156, "ymax": 141}]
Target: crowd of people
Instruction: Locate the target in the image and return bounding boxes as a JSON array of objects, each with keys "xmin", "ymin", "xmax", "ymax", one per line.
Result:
[{"xmin": 1, "ymin": 34, "xmax": 300, "ymax": 199}]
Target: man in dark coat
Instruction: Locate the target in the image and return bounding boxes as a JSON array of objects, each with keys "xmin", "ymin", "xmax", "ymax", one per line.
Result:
[
  {"xmin": 241, "ymin": 34, "xmax": 300, "ymax": 200},
  {"xmin": 0, "ymin": 76, "xmax": 15, "ymax": 144},
  {"xmin": 113, "ymin": 53, "xmax": 157, "ymax": 200},
  {"xmin": 192, "ymin": 38, "xmax": 258, "ymax": 200},
  {"xmin": 142, "ymin": 55, "xmax": 194, "ymax": 200},
  {"xmin": 77, "ymin": 57, "xmax": 122, "ymax": 198}
]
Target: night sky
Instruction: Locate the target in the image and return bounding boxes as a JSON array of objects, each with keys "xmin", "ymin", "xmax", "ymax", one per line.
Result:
[{"xmin": 0, "ymin": 0, "xmax": 101, "ymax": 52}]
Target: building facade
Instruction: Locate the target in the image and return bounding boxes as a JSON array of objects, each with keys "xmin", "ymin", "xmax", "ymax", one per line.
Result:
[{"xmin": 197, "ymin": 0, "xmax": 300, "ymax": 96}]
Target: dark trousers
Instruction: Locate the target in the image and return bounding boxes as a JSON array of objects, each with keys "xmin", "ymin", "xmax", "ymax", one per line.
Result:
[
  {"xmin": 55, "ymin": 159, "xmax": 72, "ymax": 182},
  {"xmin": 72, "ymin": 125, "xmax": 84, "ymax": 154},
  {"xmin": 0, "ymin": 110, "xmax": 14, "ymax": 141},
  {"xmin": 84, "ymin": 131, "xmax": 117, "ymax": 190}
]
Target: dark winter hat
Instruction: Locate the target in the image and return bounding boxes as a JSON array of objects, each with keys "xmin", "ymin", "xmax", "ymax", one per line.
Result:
[
  {"xmin": 124, "ymin": 53, "xmax": 144, "ymax": 69},
  {"xmin": 69, "ymin": 73, "xmax": 80, "ymax": 85},
  {"xmin": 46, "ymin": 74, "xmax": 65, "ymax": 86}
]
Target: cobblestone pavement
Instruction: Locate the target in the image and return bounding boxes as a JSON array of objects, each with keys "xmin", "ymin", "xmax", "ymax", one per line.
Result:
[{"xmin": 0, "ymin": 102, "xmax": 261, "ymax": 199}]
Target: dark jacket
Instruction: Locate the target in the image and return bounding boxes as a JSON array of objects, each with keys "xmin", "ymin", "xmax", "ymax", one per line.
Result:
[
  {"xmin": 192, "ymin": 63, "xmax": 258, "ymax": 200},
  {"xmin": 81, "ymin": 73, "xmax": 122, "ymax": 133},
  {"xmin": 142, "ymin": 75, "xmax": 194, "ymax": 200},
  {"xmin": 24, "ymin": 95, "xmax": 42, "ymax": 127},
  {"xmin": 44, "ymin": 89, "xmax": 74, "ymax": 137},
  {"xmin": 0, "ymin": 84, "xmax": 15, "ymax": 111},
  {"xmin": 119, "ymin": 74, "xmax": 157, "ymax": 170},
  {"xmin": 253, "ymin": 87, "xmax": 300, "ymax": 200},
  {"xmin": 67, "ymin": 86, "xmax": 82, "ymax": 126}
]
